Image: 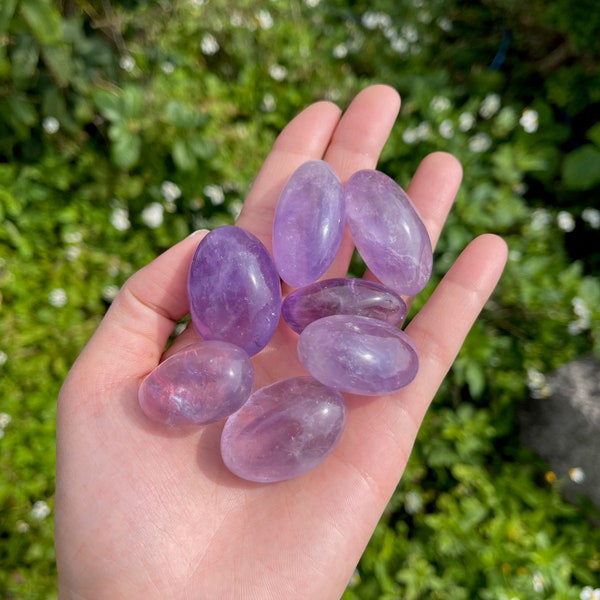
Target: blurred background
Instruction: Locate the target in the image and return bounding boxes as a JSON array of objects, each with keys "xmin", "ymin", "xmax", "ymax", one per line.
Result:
[{"xmin": 1, "ymin": 0, "xmax": 599, "ymax": 597}]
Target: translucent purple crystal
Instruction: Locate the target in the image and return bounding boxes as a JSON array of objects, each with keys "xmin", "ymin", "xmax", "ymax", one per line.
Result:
[
  {"xmin": 220, "ymin": 377, "xmax": 346, "ymax": 482},
  {"xmin": 138, "ymin": 341, "xmax": 254, "ymax": 426},
  {"xmin": 188, "ymin": 226, "xmax": 281, "ymax": 356},
  {"xmin": 297, "ymin": 315, "xmax": 419, "ymax": 395},
  {"xmin": 345, "ymin": 169, "xmax": 432, "ymax": 295},
  {"xmin": 282, "ymin": 277, "xmax": 407, "ymax": 334},
  {"xmin": 273, "ymin": 160, "xmax": 345, "ymax": 287}
]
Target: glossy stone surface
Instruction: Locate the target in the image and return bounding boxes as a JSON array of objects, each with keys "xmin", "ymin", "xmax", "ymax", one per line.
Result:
[
  {"xmin": 297, "ymin": 315, "xmax": 419, "ymax": 395},
  {"xmin": 345, "ymin": 169, "xmax": 432, "ymax": 295},
  {"xmin": 220, "ymin": 377, "xmax": 346, "ymax": 482},
  {"xmin": 273, "ymin": 160, "xmax": 345, "ymax": 287},
  {"xmin": 138, "ymin": 341, "xmax": 254, "ymax": 426},
  {"xmin": 282, "ymin": 277, "xmax": 407, "ymax": 334},
  {"xmin": 188, "ymin": 226, "xmax": 281, "ymax": 356}
]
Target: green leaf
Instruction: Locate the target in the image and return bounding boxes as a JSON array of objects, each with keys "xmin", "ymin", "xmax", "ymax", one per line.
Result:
[
  {"xmin": 586, "ymin": 122, "xmax": 600, "ymax": 148},
  {"xmin": 562, "ymin": 145, "xmax": 600, "ymax": 190},
  {"xmin": 110, "ymin": 125, "xmax": 141, "ymax": 170},
  {"xmin": 19, "ymin": 0, "xmax": 62, "ymax": 45},
  {"xmin": 0, "ymin": 0, "xmax": 17, "ymax": 34},
  {"xmin": 172, "ymin": 137, "xmax": 197, "ymax": 171},
  {"xmin": 41, "ymin": 44, "xmax": 73, "ymax": 87},
  {"xmin": 93, "ymin": 90, "xmax": 124, "ymax": 123},
  {"xmin": 11, "ymin": 34, "xmax": 39, "ymax": 84}
]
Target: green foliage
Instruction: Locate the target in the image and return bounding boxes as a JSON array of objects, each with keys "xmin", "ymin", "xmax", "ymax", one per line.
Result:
[{"xmin": 1, "ymin": 0, "xmax": 599, "ymax": 597}]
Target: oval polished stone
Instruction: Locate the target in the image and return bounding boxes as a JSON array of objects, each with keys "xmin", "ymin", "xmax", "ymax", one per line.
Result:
[
  {"xmin": 282, "ymin": 277, "xmax": 407, "ymax": 334},
  {"xmin": 138, "ymin": 341, "xmax": 254, "ymax": 426},
  {"xmin": 220, "ymin": 377, "xmax": 346, "ymax": 483},
  {"xmin": 188, "ymin": 226, "xmax": 281, "ymax": 356},
  {"xmin": 297, "ymin": 315, "xmax": 419, "ymax": 395},
  {"xmin": 273, "ymin": 160, "xmax": 345, "ymax": 287},
  {"xmin": 345, "ymin": 169, "xmax": 432, "ymax": 295}
]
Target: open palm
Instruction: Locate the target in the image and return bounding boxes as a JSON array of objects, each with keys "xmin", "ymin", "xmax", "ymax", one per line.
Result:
[{"xmin": 55, "ymin": 85, "xmax": 507, "ymax": 599}]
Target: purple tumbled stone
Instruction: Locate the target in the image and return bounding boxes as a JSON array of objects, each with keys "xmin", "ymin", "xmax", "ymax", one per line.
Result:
[
  {"xmin": 188, "ymin": 226, "xmax": 281, "ymax": 356},
  {"xmin": 273, "ymin": 160, "xmax": 345, "ymax": 287},
  {"xmin": 282, "ymin": 277, "xmax": 407, "ymax": 334},
  {"xmin": 345, "ymin": 169, "xmax": 432, "ymax": 296},
  {"xmin": 220, "ymin": 376, "xmax": 346, "ymax": 483},
  {"xmin": 138, "ymin": 341, "xmax": 254, "ymax": 426},
  {"xmin": 297, "ymin": 315, "xmax": 419, "ymax": 395}
]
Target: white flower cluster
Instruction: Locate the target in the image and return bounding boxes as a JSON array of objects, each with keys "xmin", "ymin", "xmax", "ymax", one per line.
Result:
[
  {"xmin": 568, "ymin": 296, "xmax": 591, "ymax": 335},
  {"xmin": 581, "ymin": 586, "xmax": 600, "ymax": 600},
  {"xmin": 0, "ymin": 412, "xmax": 10, "ymax": 439},
  {"xmin": 527, "ymin": 368, "xmax": 550, "ymax": 399},
  {"xmin": 48, "ymin": 288, "xmax": 68, "ymax": 308},
  {"xmin": 110, "ymin": 204, "xmax": 130, "ymax": 231},
  {"xmin": 31, "ymin": 500, "xmax": 51, "ymax": 520},
  {"xmin": 582, "ymin": 207, "xmax": 600, "ymax": 228}
]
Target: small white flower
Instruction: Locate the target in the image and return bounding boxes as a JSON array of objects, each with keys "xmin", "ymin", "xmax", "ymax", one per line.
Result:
[
  {"xmin": 391, "ymin": 36, "xmax": 409, "ymax": 54},
  {"xmin": 581, "ymin": 587, "xmax": 593, "ymax": 600},
  {"xmin": 229, "ymin": 199, "xmax": 243, "ymax": 220},
  {"xmin": 304, "ymin": 0, "xmax": 321, "ymax": 6},
  {"xmin": 261, "ymin": 93, "xmax": 276, "ymax": 113},
  {"xmin": 141, "ymin": 202, "xmax": 164, "ymax": 229},
  {"xmin": 439, "ymin": 119, "xmax": 454, "ymax": 139},
  {"xmin": 437, "ymin": 17, "xmax": 453, "ymax": 32},
  {"xmin": 532, "ymin": 572, "xmax": 545, "ymax": 592},
  {"xmin": 31, "ymin": 500, "xmax": 51, "ymax": 520},
  {"xmin": 201, "ymin": 33, "xmax": 219, "ymax": 56},
  {"xmin": 512, "ymin": 182, "xmax": 527, "ymax": 196},
  {"xmin": 402, "ymin": 127, "xmax": 419, "ymax": 144},
  {"xmin": 48, "ymin": 288, "xmax": 68, "ymax": 308},
  {"xmin": 102, "ymin": 285, "xmax": 120, "ymax": 303},
  {"xmin": 160, "ymin": 180, "xmax": 182, "ymax": 202},
  {"xmin": 468, "ymin": 132, "xmax": 492, "ymax": 153},
  {"xmin": 110, "ymin": 207, "xmax": 130, "ymax": 231},
  {"xmin": 430, "ymin": 96, "xmax": 451, "ymax": 113},
  {"xmin": 119, "ymin": 55, "xmax": 136, "ymax": 72},
  {"xmin": 557, "ymin": 210, "xmax": 575, "ymax": 232},
  {"xmin": 161, "ymin": 61, "xmax": 175, "ymax": 75},
  {"xmin": 361, "ymin": 11, "xmax": 380, "ymax": 30},
  {"xmin": 404, "ymin": 491, "xmax": 423, "ymax": 514},
  {"xmin": 256, "ymin": 9, "xmax": 273, "ymax": 30},
  {"xmin": 401, "ymin": 24, "xmax": 419, "ymax": 43},
  {"xmin": 582, "ymin": 207, "xmax": 600, "ymax": 228},
  {"xmin": 572, "ymin": 297, "xmax": 591, "ymax": 319},
  {"xmin": 0, "ymin": 412, "xmax": 10, "ymax": 428},
  {"xmin": 458, "ymin": 112, "xmax": 475, "ymax": 132},
  {"xmin": 42, "ymin": 116, "xmax": 60, "ymax": 134},
  {"xmin": 418, "ymin": 10, "xmax": 433, "ymax": 24},
  {"xmin": 592, "ymin": 589, "xmax": 600, "ymax": 600},
  {"xmin": 16, "ymin": 520, "xmax": 29, "ymax": 533},
  {"xmin": 569, "ymin": 467, "xmax": 586, "ymax": 484},
  {"xmin": 520, "ymin": 108, "xmax": 539, "ymax": 133},
  {"xmin": 0, "ymin": 351, "xmax": 8, "ymax": 366},
  {"xmin": 333, "ymin": 43, "xmax": 348, "ymax": 59},
  {"xmin": 65, "ymin": 245, "xmax": 81, "ymax": 262},
  {"xmin": 530, "ymin": 208, "xmax": 552, "ymax": 231},
  {"xmin": 508, "ymin": 250, "xmax": 522, "ymax": 262},
  {"xmin": 268, "ymin": 64, "xmax": 288, "ymax": 81},
  {"xmin": 204, "ymin": 184, "xmax": 225, "ymax": 206},
  {"xmin": 415, "ymin": 121, "xmax": 432, "ymax": 140},
  {"xmin": 479, "ymin": 93, "xmax": 501, "ymax": 119}
]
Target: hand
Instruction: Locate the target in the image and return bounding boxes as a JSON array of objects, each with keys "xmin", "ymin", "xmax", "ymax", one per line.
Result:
[{"xmin": 55, "ymin": 85, "xmax": 508, "ymax": 599}]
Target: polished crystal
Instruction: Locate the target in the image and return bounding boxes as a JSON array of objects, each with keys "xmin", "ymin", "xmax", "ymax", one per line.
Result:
[
  {"xmin": 138, "ymin": 341, "xmax": 254, "ymax": 426},
  {"xmin": 220, "ymin": 376, "xmax": 346, "ymax": 482}
]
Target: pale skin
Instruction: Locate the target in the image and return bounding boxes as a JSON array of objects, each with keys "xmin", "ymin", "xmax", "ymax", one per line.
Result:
[{"xmin": 55, "ymin": 85, "xmax": 508, "ymax": 599}]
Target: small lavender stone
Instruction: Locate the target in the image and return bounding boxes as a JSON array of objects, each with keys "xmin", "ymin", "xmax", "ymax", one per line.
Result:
[
  {"xmin": 188, "ymin": 226, "xmax": 281, "ymax": 356},
  {"xmin": 282, "ymin": 277, "xmax": 407, "ymax": 334},
  {"xmin": 297, "ymin": 315, "xmax": 419, "ymax": 395},
  {"xmin": 138, "ymin": 341, "xmax": 254, "ymax": 426},
  {"xmin": 220, "ymin": 376, "xmax": 346, "ymax": 483},
  {"xmin": 345, "ymin": 169, "xmax": 432, "ymax": 295},
  {"xmin": 273, "ymin": 160, "xmax": 345, "ymax": 287}
]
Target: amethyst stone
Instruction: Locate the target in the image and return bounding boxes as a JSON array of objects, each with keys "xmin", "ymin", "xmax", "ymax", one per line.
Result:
[
  {"xmin": 273, "ymin": 160, "xmax": 345, "ymax": 287},
  {"xmin": 345, "ymin": 169, "xmax": 432, "ymax": 295},
  {"xmin": 138, "ymin": 341, "xmax": 254, "ymax": 426},
  {"xmin": 282, "ymin": 277, "xmax": 407, "ymax": 334},
  {"xmin": 188, "ymin": 226, "xmax": 281, "ymax": 356},
  {"xmin": 297, "ymin": 315, "xmax": 419, "ymax": 395},
  {"xmin": 220, "ymin": 377, "xmax": 346, "ymax": 482}
]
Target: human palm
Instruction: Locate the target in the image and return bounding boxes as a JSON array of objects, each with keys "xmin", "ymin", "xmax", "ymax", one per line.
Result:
[{"xmin": 55, "ymin": 85, "xmax": 507, "ymax": 599}]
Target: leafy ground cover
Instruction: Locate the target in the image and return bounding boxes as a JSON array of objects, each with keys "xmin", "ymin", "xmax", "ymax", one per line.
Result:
[{"xmin": 1, "ymin": 0, "xmax": 599, "ymax": 597}]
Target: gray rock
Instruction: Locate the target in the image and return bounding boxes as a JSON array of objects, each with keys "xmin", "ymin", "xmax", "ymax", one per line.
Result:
[{"xmin": 519, "ymin": 354, "xmax": 600, "ymax": 508}]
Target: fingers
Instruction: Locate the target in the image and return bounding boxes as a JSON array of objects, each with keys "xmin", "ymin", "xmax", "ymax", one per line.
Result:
[
  {"xmin": 237, "ymin": 85, "xmax": 401, "ymax": 277},
  {"xmin": 65, "ymin": 230, "xmax": 209, "ymax": 385},
  {"xmin": 402, "ymin": 233, "xmax": 508, "ymax": 424}
]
